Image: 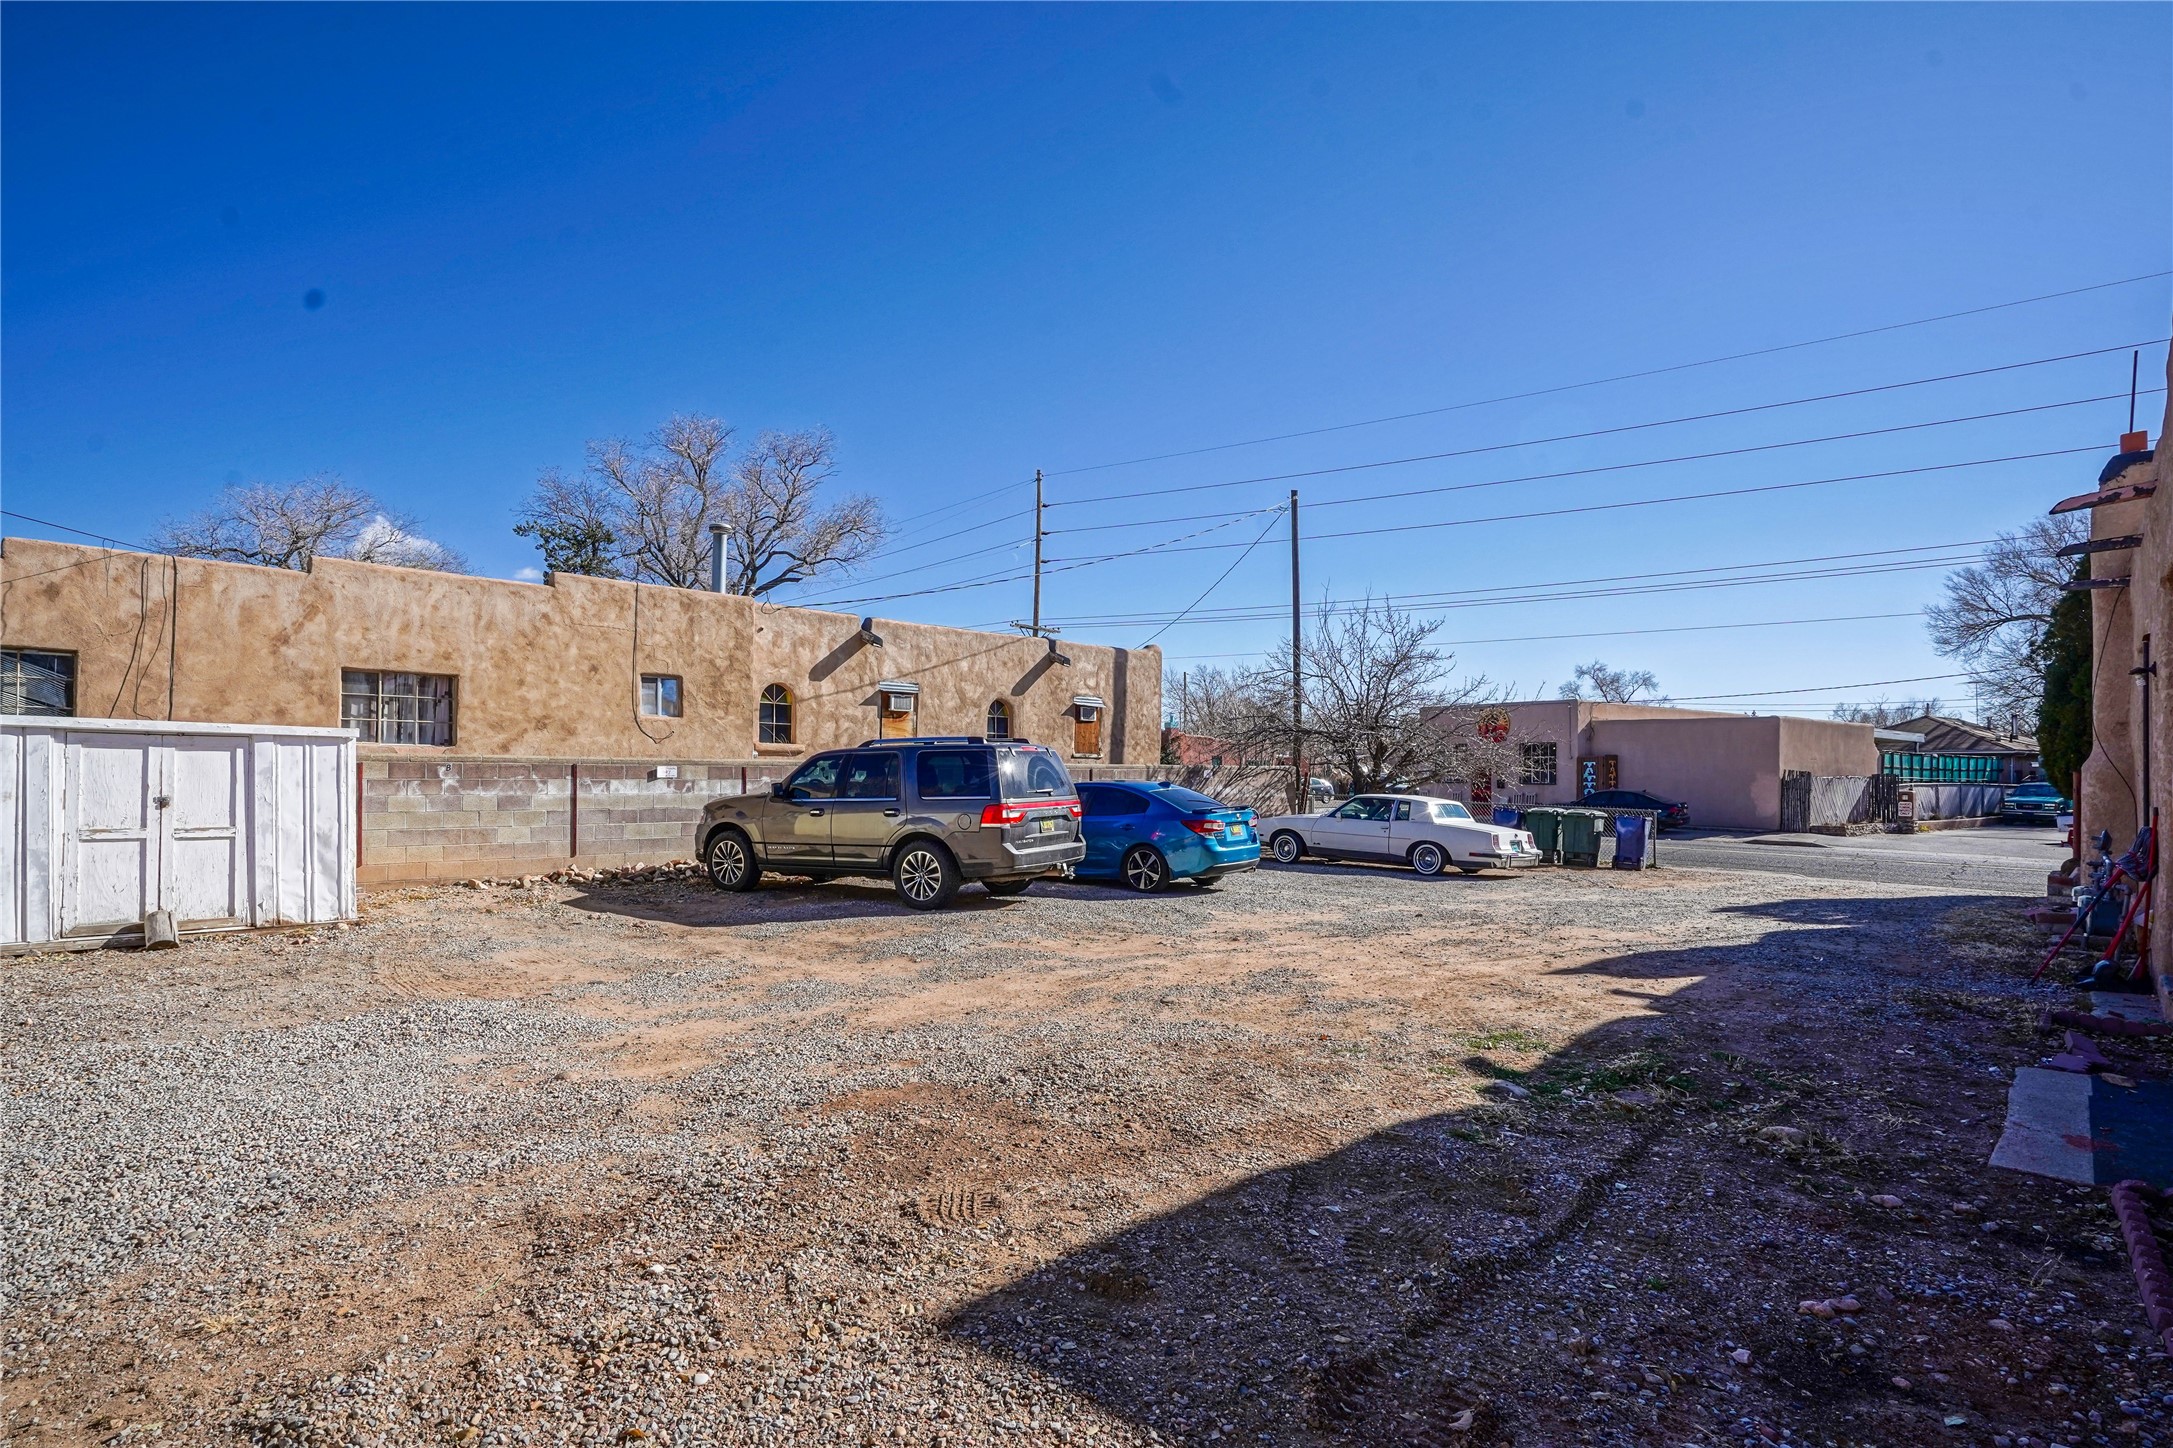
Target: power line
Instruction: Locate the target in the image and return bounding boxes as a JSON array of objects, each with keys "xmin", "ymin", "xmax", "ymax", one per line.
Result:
[
  {"xmin": 1, "ymin": 509, "xmax": 150, "ymax": 550},
  {"xmin": 1078, "ymin": 553, "xmax": 1985, "ymax": 628},
  {"xmin": 1046, "ymin": 429, "xmax": 2110, "ymax": 536},
  {"xmin": 1048, "ymin": 445, "xmax": 2104, "ymax": 559},
  {"xmin": 1665, "ymin": 672, "xmax": 1970, "ymax": 702},
  {"xmin": 1155, "ymin": 611, "xmax": 1922, "ymax": 660},
  {"xmin": 793, "ymin": 531, "xmax": 1030, "ymax": 598},
  {"xmin": 799, "ymin": 507, "xmax": 1286, "ymax": 609},
  {"xmin": 882, "ymin": 476, "xmax": 1034, "ymax": 533},
  {"xmin": 1139, "ymin": 508, "xmax": 1287, "ymax": 647},
  {"xmin": 1046, "ymin": 271, "xmax": 2172, "ymax": 477},
  {"xmin": 1047, "ymin": 350, "xmax": 2168, "ymax": 509},
  {"xmin": 1045, "ymin": 539, "xmax": 1996, "ymax": 627}
]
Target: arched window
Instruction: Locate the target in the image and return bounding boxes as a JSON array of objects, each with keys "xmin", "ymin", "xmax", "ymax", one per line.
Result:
[
  {"xmin": 985, "ymin": 699, "xmax": 1012, "ymax": 740},
  {"xmin": 759, "ymin": 684, "xmax": 794, "ymax": 744}
]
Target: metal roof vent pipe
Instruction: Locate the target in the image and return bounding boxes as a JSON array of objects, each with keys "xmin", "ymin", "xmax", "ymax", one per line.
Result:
[{"xmin": 708, "ymin": 523, "xmax": 730, "ymax": 593}]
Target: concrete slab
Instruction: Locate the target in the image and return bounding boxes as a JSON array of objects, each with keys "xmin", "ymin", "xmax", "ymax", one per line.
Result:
[
  {"xmin": 2090, "ymin": 991, "xmax": 2166, "ymax": 1022},
  {"xmin": 1992, "ymin": 1068, "xmax": 2098, "ymax": 1185},
  {"xmin": 1993, "ymin": 1067, "xmax": 2173, "ymax": 1189}
]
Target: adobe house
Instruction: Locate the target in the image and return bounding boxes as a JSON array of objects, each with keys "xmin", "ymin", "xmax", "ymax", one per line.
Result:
[
  {"xmin": 1472, "ymin": 699, "xmax": 1880, "ymax": 832},
  {"xmin": 2067, "ymin": 348, "xmax": 2169, "ymax": 1010},
  {"xmin": 0, "ymin": 537, "xmax": 1163, "ymax": 883}
]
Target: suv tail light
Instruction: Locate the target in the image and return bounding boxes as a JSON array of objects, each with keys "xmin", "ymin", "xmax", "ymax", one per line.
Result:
[
  {"xmin": 1182, "ymin": 818, "xmax": 1227, "ymax": 837},
  {"xmin": 980, "ymin": 799, "xmax": 1083, "ymax": 825}
]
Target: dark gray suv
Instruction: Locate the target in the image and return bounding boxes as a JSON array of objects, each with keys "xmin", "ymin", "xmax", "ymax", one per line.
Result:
[{"xmin": 697, "ymin": 737, "xmax": 1086, "ymax": 909}]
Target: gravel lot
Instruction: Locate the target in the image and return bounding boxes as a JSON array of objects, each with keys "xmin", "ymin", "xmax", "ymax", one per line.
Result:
[{"xmin": 6, "ymin": 854, "xmax": 2171, "ymax": 1447}]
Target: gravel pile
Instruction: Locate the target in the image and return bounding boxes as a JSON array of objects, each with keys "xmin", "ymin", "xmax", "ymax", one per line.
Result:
[{"xmin": 5, "ymin": 862, "xmax": 2170, "ymax": 1446}]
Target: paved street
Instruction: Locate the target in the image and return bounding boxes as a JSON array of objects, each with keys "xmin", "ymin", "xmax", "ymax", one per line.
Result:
[{"xmin": 1663, "ymin": 823, "xmax": 2065, "ymax": 895}]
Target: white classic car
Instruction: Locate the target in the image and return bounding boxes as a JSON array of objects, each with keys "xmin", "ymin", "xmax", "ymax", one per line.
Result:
[{"xmin": 1258, "ymin": 793, "xmax": 1541, "ymax": 876}]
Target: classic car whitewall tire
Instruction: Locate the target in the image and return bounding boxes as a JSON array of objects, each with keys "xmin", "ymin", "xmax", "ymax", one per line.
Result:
[
  {"xmin": 1270, "ymin": 831, "xmax": 1304, "ymax": 863},
  {"xmin": 1409, "ymin": 841, "xmax": 1447, "ymax": 877}
]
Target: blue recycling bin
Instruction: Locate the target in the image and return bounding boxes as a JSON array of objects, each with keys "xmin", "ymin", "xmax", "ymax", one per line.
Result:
[
  {"xmin": 1492, "ymin": 806, "xmax": 1522, "ymax": 828},
  {"xmin": 1612, "ymin": 813, "xmax": 1650, "ymax": 870}
]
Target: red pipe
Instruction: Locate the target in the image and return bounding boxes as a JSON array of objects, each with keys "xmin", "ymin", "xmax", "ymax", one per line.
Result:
[{"xmin": 2041, "ymin": 1007, "xmax": 2173, "ymax": 1038}]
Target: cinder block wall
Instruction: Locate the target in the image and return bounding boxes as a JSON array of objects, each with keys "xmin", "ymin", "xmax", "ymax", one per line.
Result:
[{"xmin": 358, "ymin": 752, "xmax": 1185, "ymax": 885}]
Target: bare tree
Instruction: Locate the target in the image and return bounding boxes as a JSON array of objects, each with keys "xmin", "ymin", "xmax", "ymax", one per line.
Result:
[
  {"xmin": 1163, "ymin": 664, "xmax": 1262, "ymax": 742},
  {"xmin": 1926, "ymin": 515, "xmax": 2086, "ymax": 725},
  {"xmin": 1557, "ymin": 660, "xmax": 1664, "ymax": 703},
  {"xmin": 152, "ymin": 477, "xmax": 466, "ymax": 572},
  {"xmin": 1829, "ymin": 696, "xmax": 1944, "ymax": 727},
  {"xmin": 723, "ymin": 428, "xmax": 886, "ymax": 595},
  {"xmin": 514, "ymin": 416, "xmax": 885, "ymax": 594}
]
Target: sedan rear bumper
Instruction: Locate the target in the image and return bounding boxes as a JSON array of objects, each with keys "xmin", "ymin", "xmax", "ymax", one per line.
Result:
[{"xmin": 1469, "ymin": 851, "xmax": 1541, "ymax": 868}]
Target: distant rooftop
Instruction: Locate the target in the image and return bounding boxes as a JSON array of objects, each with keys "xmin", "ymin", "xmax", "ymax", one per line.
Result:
[{"xmin": 1887, "ymin": 714, "xmax": 2038, "ymax": 756}]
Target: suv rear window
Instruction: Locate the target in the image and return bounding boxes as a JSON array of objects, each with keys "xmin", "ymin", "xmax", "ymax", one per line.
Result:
[
  {"xmin": 999, "ymin": 746, "xmax": 1075, "ymax": 800},
  {"xmin": 916, "ymin": 749, "xmax": 996, "ymax": 800}
]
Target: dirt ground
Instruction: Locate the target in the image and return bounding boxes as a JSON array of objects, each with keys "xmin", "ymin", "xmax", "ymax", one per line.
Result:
[{"xmin": 5, "ymin": 856, "xmax": 2170, "ymax": 1447}]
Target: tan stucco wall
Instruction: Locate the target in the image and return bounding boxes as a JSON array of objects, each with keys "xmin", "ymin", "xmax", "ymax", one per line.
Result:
[
  {"xmin": 1588, "ymin": 715, "xmax": 1783, "ymax": 830},
  {"xmin": 2081, "ymin": 347, "xmax": 2172, "ymax": 1010},
  {"xmin": 0, "ymin": 538, "xmax": 1161, "ymax": 766},
  {"xmin": 1486, "ymin": 701, "xmax": 1877, "ymax": 830},
  {"xmin": 2081, "ymin": 487, "xmax": 2150, "ymax": 850},
  {"xmin": 1775, "ymin": 715, "xmax": 1882, "ymax": 779}
]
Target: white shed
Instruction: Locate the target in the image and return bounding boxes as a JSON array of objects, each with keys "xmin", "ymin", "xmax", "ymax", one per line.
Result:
[{"xmin": 1, "ymin": 716, "xmax": 356, "ymax": 950}]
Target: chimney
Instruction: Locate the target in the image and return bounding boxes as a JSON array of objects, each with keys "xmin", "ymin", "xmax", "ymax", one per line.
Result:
[
  {"xmin": 708, "ymin": 523, "xmax": 729, "ymax": 593},
  {"xmin": 2122, "ymin": 431, "xmax": 2151, "ymax": 454}
]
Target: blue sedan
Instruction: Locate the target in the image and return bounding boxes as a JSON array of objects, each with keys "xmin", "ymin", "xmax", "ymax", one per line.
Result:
[{"xmin": 1075, "ymin": 781, "xmax": 1261, "ymax": 891}]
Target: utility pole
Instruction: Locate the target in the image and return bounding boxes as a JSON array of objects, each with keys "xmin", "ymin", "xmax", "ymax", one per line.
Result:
[
  {"xmin": 1031, "ymin": 469, "xmax": 1045, "ymax": 636},
  {"xmin": 1290, "ymin": 488, "xmax": 1302, "ymax": 813},
  {"xmin": 1010, "ymin": 471, "xmax": 1061, "ymax": 642}
]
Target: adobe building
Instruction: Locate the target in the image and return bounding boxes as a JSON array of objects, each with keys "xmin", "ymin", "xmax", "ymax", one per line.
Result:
[
  {"xmin": 0, "ymin": 536, "xmax": 1163, "ymax": 883},
  {"xmin": 1480, "ymin": 699, "xmax": 1880, "ymax": 832},
  {"xmin": 2069, "ymin": 345, "xmax": 2170, "ymax": 1011}
]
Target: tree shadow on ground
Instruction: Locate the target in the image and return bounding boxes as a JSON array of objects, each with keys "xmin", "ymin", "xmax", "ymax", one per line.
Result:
[{"xmin": 942, "ymin": 890, "xmax": 2065, "ymax": 1447}]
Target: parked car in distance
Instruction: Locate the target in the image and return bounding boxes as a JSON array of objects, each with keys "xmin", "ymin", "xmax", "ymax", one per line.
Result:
[
  {"xmin": 2001, "ymin": 781, "xmax": 2071, "ymax": 824},
  {"xmin": 1258, "ymin": 792, "xmax": 1540, "ymax": 876},
  {"xmin": 697, "ymin": 736, "xmax": 1084, "ymax": 910},
  {"xmin": 1075, "ymin": 781, "xmax": 1260, "ymax": 892},
  {"xmin": 1574, "ymin": 789, "xmax": 1690, "ymax": 830}
]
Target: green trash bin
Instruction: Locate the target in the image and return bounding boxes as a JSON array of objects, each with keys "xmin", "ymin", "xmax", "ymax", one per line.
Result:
[
  {"xmin": 1523, "ymin": 807, "xmax": 1563, "ymax": 863},
  {"xmin": 1558, "ymin": 808, "xmax": 1604, "ymax": 867}
]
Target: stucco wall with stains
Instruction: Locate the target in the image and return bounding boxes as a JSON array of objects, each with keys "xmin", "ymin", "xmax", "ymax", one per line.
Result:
[{"xmin": 0, "ymin": 537, "xmax": 1161, "ymax": 766}]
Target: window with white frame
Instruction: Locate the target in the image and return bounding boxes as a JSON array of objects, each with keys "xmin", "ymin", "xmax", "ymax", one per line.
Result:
[
  {"xmin": 1, "ymin": 649, "xmax": 76, "ymax": 715},
  {"xmin": 1520, "ymin": 741, "xmax": 1558, "ymax": 786},
  {"xmin": 985, "ymin": 699, "xmax": 1012, "ymax": 739},
  {"xmin": 641, "ymin": 674, "xmax": 683, "ymax": 717},
  {"xmin": 341, "ymin": 670, "xmax": 456, "ymax": 746}
]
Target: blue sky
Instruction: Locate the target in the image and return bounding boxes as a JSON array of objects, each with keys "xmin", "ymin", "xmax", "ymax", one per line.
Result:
[{"xmin": 4, "ymin": 3, "xmax": 2168, "ymax": 713}]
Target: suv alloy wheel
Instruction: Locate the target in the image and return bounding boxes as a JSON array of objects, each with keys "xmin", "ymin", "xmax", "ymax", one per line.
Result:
[
  {"xmin": 705, "ymin": 830, "xmax": 759, "ymax": 891},
  {"xmin": 892, "ymin": 840, "xmax": 961, "ymax": 910}
]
